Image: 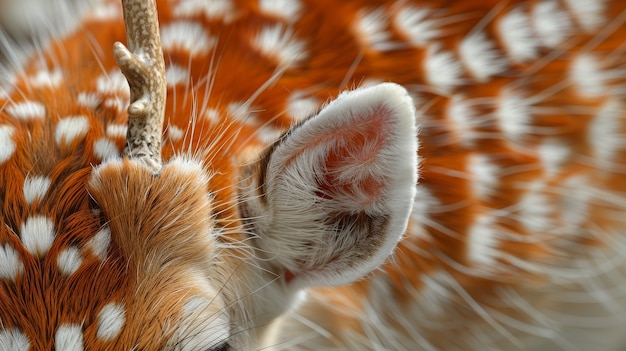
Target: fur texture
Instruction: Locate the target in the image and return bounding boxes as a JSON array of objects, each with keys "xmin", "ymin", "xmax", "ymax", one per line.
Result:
[{"xmin": 1, "ymin": 0, "xmax": 626, "ymax": 350}]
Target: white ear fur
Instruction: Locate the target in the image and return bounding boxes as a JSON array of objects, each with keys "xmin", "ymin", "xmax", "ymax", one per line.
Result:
[{"xmin": 244, "ymin": 83, "xmax": 418, "ymax": 288}]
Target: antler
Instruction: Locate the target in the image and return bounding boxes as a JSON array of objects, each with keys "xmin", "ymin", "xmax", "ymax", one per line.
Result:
[{"xmin": 114, "ymin": 0, "xmax": 166, "ymax": 172}]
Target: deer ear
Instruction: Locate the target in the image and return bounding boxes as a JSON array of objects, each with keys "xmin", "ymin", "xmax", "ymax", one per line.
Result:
[{"xmin": 242, "ymin": 83, "xmax": 418, "ymax": 288}]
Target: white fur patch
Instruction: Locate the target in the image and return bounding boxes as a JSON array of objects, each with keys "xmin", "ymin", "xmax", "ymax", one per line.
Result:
[
  {"xmin": 518, "ymin": 181, "xmax": 554, "ymax": 234},
  {"xmin": 0, "ymin": 125, "xmax": 17, "ymax": 164},
  {"xmin": 532, "ymin": 0, "xmax": 573, "ymax": 47},
  {"xmin": 20, "ymin": 215, "xmax": 55, "ymax": 258},
  {"xmin": 76, "ymin": 92, "xmax": 102, "ymax": 108},
  {"xmin": 106, "ymin": 124, "xmax": 127, "ymax": 139},
  {"xmin": 467, "ymin": 214, "xmax": 500, "ymax": 266},
  {"xmin": 203, "ymin": 108, "xmax": 221, "ymax": 123},
  {"xmin": 538, "ymin": 140, "xmax": 570, "ymax": 177},
  {"xmin": 87, "ymin": 2, "xmax": 121, "ymax": 21},
  {"xmin": 87, "ymin": 227, "xmax": 111, "ymax": 261},
  {"xmin": 460, "ymin": 32, "xmax": 508, "ymax": 82},
  {"xmin": 167, "ymin": 124, "xmax": 185, "ymax": 142},
  {"xmin": 571, "ymin": 54, "xmax": 606, "ymax": 97},
  {"xmin": 498, "ymin": 7, "xmax": 538, "ymax": 62},
  {"xmin": 104, "ymin": 97, "xmax": 127, "ymax": 113},
  {"xmin": 564, "ymin": 0, "xmax": 606, "ymax": 31},
  {"xmin": 468, "ymin": 154, "xmax": 499, "ymax": 200},
  {"xmin": 55, "ymin": 324, "xmax": 84, "ymax": 351},
  {"xmin": 173, "ymin": 0, "xmax": 235, "ymax": 22},
  {"xmin": 97, "ymin": 70, "xmax": 129, "ymax": 96},
  {"xmin": 0, "ymin": 329, "xmax": 30, "ymax": 350},
  {"xmin": 172, "ymin": 297, "xmax": 230, "ymax": 350},
  {"xmin": 227, "ymin": 101, "xmax": 256, "ymax": 124},
  {"xmin": 6, "ymin": 101, "xmax": 46, "ymax": 121},
  {"xmin": 447, "ymin": 94, "xmax": 479, "ymax": 146},
  {"xmin": 260, "ymin": 0, "xmax": 301, "ymax": 21},
  {"xmin": 166, "ymin": 64, "xmax": 190, "ymax": 87},
  {"xmin": 23, "ymin": 175, "xmax": 51, "ymax": 205},
  {"xmin": 55, "ymin": 116, "xmax": 90, "ymax": 146},
  {"xmin": 97, "ymin": 302, "xmax": 126, "ymax": 341},
  {"xmin": 424, "ymin": 46, "xmax": 464, "ymax": 93},
  {"xmin": 354, "ymin": 8, "xmax": 394, "ymax": 51},
  {"xmin": 57, "ymin": 247, "xmax": 83, "ymax": 276},
  {"xmin": 559, "ymin": 175, "xmax": 591, "ymax": 230},
  {"xmin": 252, "ymin": 25, "xmax": 307, "ymax": 66},
  {"xmin": 0, "ymin": 244, "xmax": 23, "ymax": 280},
  {"xmin": 589, "ymin": 99, "xmax": 624, "ymax": 169},
  {"xmin": 288, "ymin": 92, "xmax": 320, "ymax": 121},
  {"xmin": 161, "ymin": 22, "xmax": 216, "ymax": 57},
  {"xmin": 497, "ymin": 89, "xmax": 532, "ymax": 143},
  {"xmin": 29, "ymin": 68, "xmax": 63, "ymax": 88},
  {"xmin": 93, "ymin": 138, "xmax": 119, "ymax": 161},
  {"xmin": 394, "ymin": 6, "xmax": 440, "ymax": 46}
]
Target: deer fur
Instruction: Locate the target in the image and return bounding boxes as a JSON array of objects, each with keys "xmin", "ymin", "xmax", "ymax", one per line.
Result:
[{"xmin": 1, "ymin": 0, "xmax": 626, "ymax": 350}]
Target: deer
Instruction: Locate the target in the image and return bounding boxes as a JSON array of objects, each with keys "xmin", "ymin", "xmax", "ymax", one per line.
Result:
[{"xmin": 0, "ymin": 0, "xmax": 625, "ymax": 350}]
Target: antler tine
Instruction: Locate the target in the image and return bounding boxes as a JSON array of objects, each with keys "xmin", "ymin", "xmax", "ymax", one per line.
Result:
[{"xmin": 114, "ymin": 0, "xmax": 166, "ymax": 172}]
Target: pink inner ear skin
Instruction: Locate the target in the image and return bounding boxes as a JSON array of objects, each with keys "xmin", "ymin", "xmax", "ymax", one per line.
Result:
[{"xmin": 315, "ymin": 106, "xmax": 392, "ymax": 206}]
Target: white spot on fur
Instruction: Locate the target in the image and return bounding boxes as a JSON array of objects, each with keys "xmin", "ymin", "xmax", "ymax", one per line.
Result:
[
  {"xmin": 55, "ymin": 324, "xmax": 83, "ymax": 351},
  {"xmin": 424, "ymin": 45, "xmax": 464, "ymax": 93},
  {"xmin": 519, "ymin": 181, "xmax": 554, "ymax": 233},
  {"xmin": 87, "ymin": 227, "xmax": 111, "ymax": 261},
  {"xmin": 532, "ymin": 0, "xmax": 573, "ymax": 47},
  {"xmin": 539, "ymin": 140, "xmax": 570, "ymax": 177},
  {"xmin": 447, "ymin": 94, "xmax": 479, "ymax": 146},
  {"xmin": 97, "ymin": 70, "xmax": 129, "ymax": 96},
  {"xmin": 173, "ymin": 0, "xmax": 235, "ymax": 22},
  {"xmin": 498, "ymin": 7, "xmax": 538, "ymax": 62},
  {"xmin": 104, "ymin": 97, "xmax": 127, "ymax": 113},
  {"xmin": 203, "ymin": 108, "xmax": 221, "ymax": 123},
  {"xmin": 354, "ymin": 8, "xmax": 394, "ymax": 51},
  {"xmin": 29, "ymin": 68, "xmax": 63, "ymax": 88},
  {"xmin": 288, "ymin": 92, "xmax": 320, "ymax": 121},
  {"xmin": 252, "ymin": 25, "xmax": 307, "ymax": 66},
  {"xmin": 468, "ymin": 155, "xmax": 499, "ymax": 200},
  {"xmin": 21, "ymin": 216, "xmax": 55, "ymax": 258},
  {"xmin": 106, "ymin": 124, "xmax": 127, "ymax": 139},
  {"xmin": 77, "ymin": 92, "xmax": 102, "ymax": 108},
  {"xmin": 497, "ymin": 89, "xmax": 532, "ymax": 143},
  {"xmin": 166, "ymin": 65, "xmax": 190, "ymax": 86},
  {"xmin": 57, "ymin": 247, "xmax": 83, "ymax": 275},
  {"xmin": 589, "ymin": 99, "xmax": 624, "ymax": 169},
  {"xmin": 23, "ymin": 175, "xmax": 51, "ymax": 205},
  {"xmin": 460, "ymin": 32, "xmax": 508, "ymax": 82},
  {"xmin": 260, "ymin": 0, "xmax": 301, "ymax": 21},
  {"xmin": 6, "ymin": 101, "xmax": 46, "ymax": 121},
  {"xmin": 93, "ymin": 138, "xmax": 119, "ymax": 161},
  {"xmin": 0, "ymin": 328, "xmax": 30, "ymax": 350},
  {"xmin": 76, "ymin": 92, "xmax": 102, "ymax": 109},
  {"xmin": 55, "ymin": 116, "xmax": 90, "ymax": 146},
  {"xmin": 394, "ymin": 6, "xmax": 440, "ymax": 46},
  {"xmin": 564, "ymin": 0, "xmax": 606, "ymax": 31},
  {"xmin": 167, "ymin": 124, "xmax": 185, "ymax": 142},
  {"xmin": 571, "ymin": 54, "xmax": 606, "ymax": 97},
  {"xmin": 161, "ymin": 22, "xmax": 216, "ymax": 57},
  {"xmin": 97, "ymin": 303, "xmax": 126, "ymax": 341},
  {"xmin": 559, "ymin": 175, "xmax": 591, "ymax": 230},
  {"xmin": 0, "ymin": 244, "xmax": 23, "ymax": 280},
  {"xmin": 468, "ymin": 214, "xmax": 500, "ymax": 266},
  {"xmin": 0, "ymin": 125, "xmax": 17, "ymax": 164},
  {"xmin": 228, "ymin": 102, "xmax": 256, "ymax": 124},
  {"xmin": 87, "ymin": 2, "xmax": 121, "ymax": 20}
]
